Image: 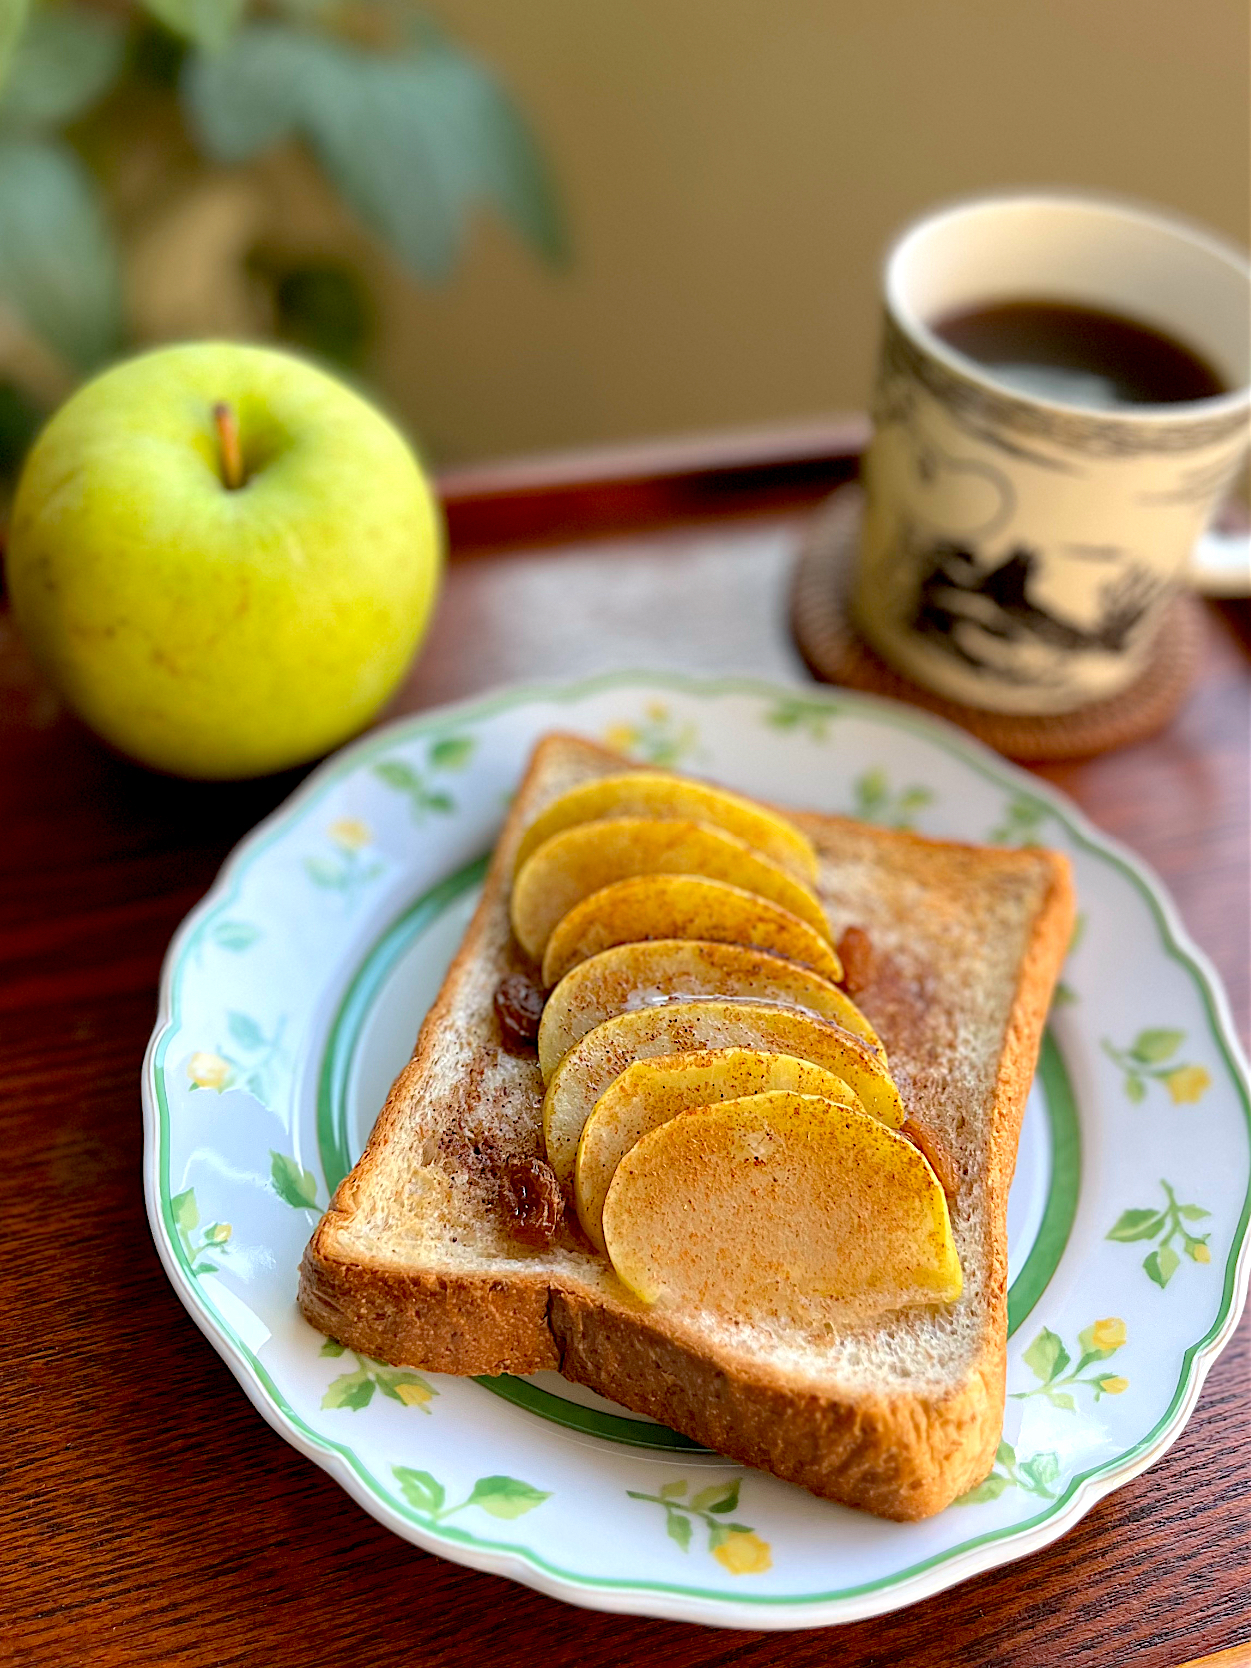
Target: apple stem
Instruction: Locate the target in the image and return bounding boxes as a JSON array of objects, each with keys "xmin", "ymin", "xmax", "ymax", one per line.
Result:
[{"xmin": 212, "ymin": 401, "xmax": 245, "ymax": 491}]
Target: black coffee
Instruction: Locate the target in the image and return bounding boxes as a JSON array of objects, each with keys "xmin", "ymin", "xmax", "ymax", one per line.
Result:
[{"xmin": 931, "ymin": 299, "xmax": 1227, "ymax": 408}]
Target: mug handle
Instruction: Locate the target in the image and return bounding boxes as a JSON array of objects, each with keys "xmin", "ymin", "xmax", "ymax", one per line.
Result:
[{"xmin": 1189, "ymin": 519, "xmax": 1251, "ymax": 598}]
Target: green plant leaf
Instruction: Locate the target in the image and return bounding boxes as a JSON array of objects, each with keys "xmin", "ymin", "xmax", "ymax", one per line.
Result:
[
  {"xmin": 212, "ymin": 920, "xmax": 261, "ymax": 951},
  {"xmin": 691, "ymin": 1479, "xmax": 741, "ymax": 1515},
  {"xmin": 994, "ymin": 1439, "xmax": 1016, "ymax": 1468},
  {"xmin": 1051, "ymin": 983, "xmax": 1078, "ymax": 1008},
  {"xmin": 0, "ymin": 3, "xmax": 123, "ymax": 128},
  {"xmin": 428, "ymin": 734, "xmax": 475, "ymax": 771},
  {"xmin": 373, "ymin": 758, "xmax": 422, "ymax": 792},
  {"xmin": 226, "ymin": 1010, "xmax": 265, "ymax": 1050},
  {"xmin": 1107, "ymin": 1208, "xmax": 1166, "ymax": 1243},
  {"xmin": 665, "ymin": 1508, "xmax": 692, "ymax": 1551},
  {"xmin": 144, "ymin": 0, "xmax": 245, "ymax": 53},
  {"xmin": 0, "ymin": 0, "xmax": 28, "ymax": 93},
  {"xmin": 854, "ymin": 769, "xmax": 888, "ymax": 817},
  {"xmin": 1129, "ymin": 1028, "xmax": 1185, "ymax": 1065},
  {"xmin": 269, "ymin": 1149, "xmax": 319, "ymax": 1210},
  {"xmin": 954, "ymin": 1473, "xmax": 1010, "ymax": 1505},
  {"xmin": 1179, "ymin": 1204, "xmax": 1210, "ymax": 1221},
  {"xmin": 1145, "ymin": 1245, "xmax": 1180, "ymax": 1288},
  {"xmin": 171, "ymin": 1187, "xmax": 199, "ymax": 1231},
  {"xmin": 658, "ymin": 1480, "xmax": 687, "ymax": 1500},
  {"xmin": 0, "ymin": 136, "xmax": 120, "ymax": 368},
  {"xmin": 465, "ymin": 1475, "xmax": 550, "ymax": 1519},
  {"xmin": 1124, "ymin": 1074, "xmax": 1147, "ymax": 1105},
  {"xmin": 706, "ymin": 1523, "xmax": 731, "ymax": 1550},
  {"xmin": 1046, "ymin": 1391, "xmax": 1076, "ymax": 1412},
  {"xmin": 320, "ymin": 1370, "xmax": 374, "ymax": 1410},
  {"xmin": 1022, "ymin": 1327, "xmax": 1068, "ymax": 1383},
  {"xmin": 191, "ymin": 1260, "xmax": 217, "ymax": 1275},
  {"xmin": 186, "ymin": 27, "xmax": 566, "ymax": 281},
  {"xmin": 319, "ymin": 1337, "xmax": 345, "ymax": 1357},
  {"xmin": 423, "ymin": 790, "xmax": 455, "ymax": 815},
  {"xmin": 393, "ymin": 1466, "xmax": 445, "ymax": 1514}
]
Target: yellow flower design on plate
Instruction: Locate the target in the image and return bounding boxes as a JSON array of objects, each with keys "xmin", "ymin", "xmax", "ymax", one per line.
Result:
[
  {"xmin": 328, "ymin": 817, "xmax": 372, "ymax": 851},
  {"xmin": 187, "ymin": 1050, "xmax": 232, "ymax": 1090},
  {"xmin": 713, "ymin": 1531, "xmax": 773, "ymax": 1576},
  {"xmin": 1098, "ymin": 1376, "xmax": 1129, "ymax": 1395},
  {"xmin": 1164, "ymin": 1064, "xmax": 1210, "ymax": 1105},
  {"xmin": 394, "ymin": 1381, "xmax": 434, "ymax": 1408},
  {"xmin": 1089, "ymin": 1316, "xmax": 1127, "ymax": 1352}
]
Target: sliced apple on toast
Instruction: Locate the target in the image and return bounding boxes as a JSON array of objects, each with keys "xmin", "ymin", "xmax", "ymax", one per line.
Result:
[
  {"xmin": 513, "ymin": 770, "xmax": 818, "ymax": 887},
  {"xmin": 536, "ymin": 938, "xmax": 885, "ymax": 1079},
  {"xmin": 511, "ymin": 818, "xmax": 829, "ymax": 962},
  {"xmin": 542, "ymin": 1000, "xmax": 904, "ymax": 1187},
  {"xmin": 602, "ymin": 1091, "xmax": 962, "ymax": 1320},
  {"xmin": 574, "ymin": 1049, "xmax": 862, "ymax": 1254},
  {"xmin": 540, "ymin": 873, "xmax": 843, "ymax": 988}
]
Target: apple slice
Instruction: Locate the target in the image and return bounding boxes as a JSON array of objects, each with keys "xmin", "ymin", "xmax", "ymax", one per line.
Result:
[
  {"xmin": 574, "ymin": 1049, "xmax": 862, "ymax": 1254},
  {"xmin": 541, "ymin": 873, "xmax": 843, "ymax": 988},
  {"xmin": 542, "ymin": 1001, "xmax": 904, "ymax": 1185},
  {"xmin": 537, "ymin": 939, "xmax": 881, "ymax": 1081},
  {"xmin": 512, "ymin": 819, "xmax": 829, "ymax": 963},
  {"xmin": 514, "ymin": 771, "xmax": 818, "ymax": 887},
  {"xmin": 602, "ymin": 1092, "xmax": 962, "ymax": 1318}
]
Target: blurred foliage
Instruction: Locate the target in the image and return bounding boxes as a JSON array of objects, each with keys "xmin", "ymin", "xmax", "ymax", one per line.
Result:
[{"xmin": 0, "ymin": 0, "xmax": 567, "ymax": 435}]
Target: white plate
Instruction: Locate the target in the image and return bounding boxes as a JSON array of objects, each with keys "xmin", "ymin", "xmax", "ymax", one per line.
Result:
[{"xmin": 142, "ymin": 672, "xmax": 1249, "ymax": 1629}]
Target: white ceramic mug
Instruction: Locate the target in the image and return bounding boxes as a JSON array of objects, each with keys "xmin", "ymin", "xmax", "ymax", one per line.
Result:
[{"xmin": 853, "ymin": 193, "xmax": 1251, "ymax": 715}]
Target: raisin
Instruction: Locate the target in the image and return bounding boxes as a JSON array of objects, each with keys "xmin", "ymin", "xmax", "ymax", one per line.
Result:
[
  {"xmin": 499, "ymin": 1157, "xmax": 563, "ymax": 1247},
  {"xmin": 494, "ymin": 973, "xmax": 544, "ymax": 1052},
  {"xmin": 836, "ymin": 925, "xmax": 874, "ymax": 995}
]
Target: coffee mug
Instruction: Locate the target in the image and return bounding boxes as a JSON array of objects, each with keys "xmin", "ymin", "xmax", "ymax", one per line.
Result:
[{"xmin": 852, "ymin": 193, "xmax": 1251, "ymax": 715}]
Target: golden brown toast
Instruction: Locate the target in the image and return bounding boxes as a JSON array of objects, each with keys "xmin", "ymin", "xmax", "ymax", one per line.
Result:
[{"xmin": 299, "ymin": 733, "xmax": 1074, "ymax": 1520}]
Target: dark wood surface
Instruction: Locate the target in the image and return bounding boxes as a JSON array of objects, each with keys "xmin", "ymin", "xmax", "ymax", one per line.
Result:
[{"xmin": 2, "ymin": 427, "xmax": 1247, "ymax": 1667}]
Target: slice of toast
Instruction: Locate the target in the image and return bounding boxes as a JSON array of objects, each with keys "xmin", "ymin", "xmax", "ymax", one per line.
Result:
[{"xmin": 299, "ymin": 733, "xmax": 1074, "ymax": 1520}]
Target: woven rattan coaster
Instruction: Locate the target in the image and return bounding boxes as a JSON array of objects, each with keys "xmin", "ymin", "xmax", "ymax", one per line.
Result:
[{"xmin": 790, "ymin": 485, "xmax": 1204, "ymax": 762}]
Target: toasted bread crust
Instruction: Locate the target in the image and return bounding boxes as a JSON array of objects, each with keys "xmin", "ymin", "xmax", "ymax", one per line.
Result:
[{"xmin": 299, "ymin": 732, "xmax": 1074, "ymax": 1520}]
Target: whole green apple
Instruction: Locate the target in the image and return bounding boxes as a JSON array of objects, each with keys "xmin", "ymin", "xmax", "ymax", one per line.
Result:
[{"xmin": 6, "ymin": 341, "xmax": 443, "ymax": 778}]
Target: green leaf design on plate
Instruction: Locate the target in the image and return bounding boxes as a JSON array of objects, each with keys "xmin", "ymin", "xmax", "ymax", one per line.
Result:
[
  {"xmin": 1023, "ymin": 1328, "xmax": 1068, "ymax": 1383},
  {"xmin": 465, "ymin": 1476, "xmax": 551, "ymax": 1519},
  {"xmin": 1107, "ymin": 1208, "xmax": 1165, "ymax": 1242},
  {"xmin": 955, "ymin": 1472, "xmax": 1011, "ymax": 1505},
  {"xmin": 319, "ymin": 1337, "xmax": 346, "ymax": 1358},
  {"xmin": 691, "ymin": 1479, "xmax": 740, "ymax": 1515},
  {"xmin": 955, "ymin": 1443, "xmax": 1062, "ymax": 1506},
  {"xmin": 172, "ymin": 1188, "xmax": 198, "ymax": 1232},
  {"xmin": 628, "ymin": 1475, "xmax": 768, "ymax": 1568},
  {"xmin": 394, "ymin": 1468, "xmax": 445, "ymax": 1515},
  {"xmin": 1102, "ymin": 1034, "xmax": 1211, "ymax": 1107},
  {"xmin": 269, "ymin": 1149, "xmax": 319, "ymax": 1210},
  {"xmin": 227, "ymin": 1010, "xmax": 265, "ymax": 1051},
  {"xmin": 1144, "ymin": 1245, "xmax": 1181, "ymax": 1288},
  {"xmin": 212, "ymin": 920, "xmax": 262, "ymax": 952},
  {"xmin": 321, "ymin": 1370, "xmax": 375, "ymax": 1411},
  {"xmin": 1107, "ymin": 1179, "xmax": 1212, "ymax": 1283},
  {"xmin": 428, "ymin": 735, "xmax": 475, "ymax": 771},
  {"xmin": 850, "ymin": 768, "xmax": 933, "ymax": 831},
  {"xmin": 1129, "ymin": 1028, "xmax": 1186, "ymax": 1065}
]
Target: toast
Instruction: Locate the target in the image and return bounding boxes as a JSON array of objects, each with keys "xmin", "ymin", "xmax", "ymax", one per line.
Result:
[{"xmin": 299, "ymin": 732, "xmax": 1074, "ymax": 1520}]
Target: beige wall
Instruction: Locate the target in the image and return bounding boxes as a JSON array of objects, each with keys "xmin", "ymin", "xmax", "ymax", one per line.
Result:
[{"xmin": 366, "ymin": 0, "xmax": 1249, "ymax": 464}]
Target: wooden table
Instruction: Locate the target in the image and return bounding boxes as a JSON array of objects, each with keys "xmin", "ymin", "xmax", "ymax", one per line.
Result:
[{"xmin": 3, "ymin": 422, "xmax": 1248, "ymax": 1666}]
